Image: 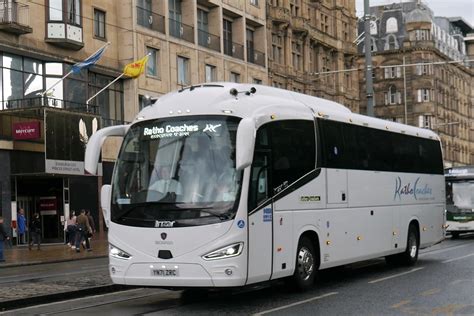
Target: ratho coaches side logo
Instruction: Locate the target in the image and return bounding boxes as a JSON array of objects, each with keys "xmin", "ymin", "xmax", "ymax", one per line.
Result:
[{"xmin": 394, "ymin": 177, "xmax": 433, "ymax": 201}]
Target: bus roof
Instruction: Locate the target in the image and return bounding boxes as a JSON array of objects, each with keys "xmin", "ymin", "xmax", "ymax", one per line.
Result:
[{"xmin": 136, "ymin": 82, "xmax": 440, "ymax": 141}]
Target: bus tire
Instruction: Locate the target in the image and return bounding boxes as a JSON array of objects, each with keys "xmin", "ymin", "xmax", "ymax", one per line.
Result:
[
  {"xmin": 291, "ymin": 237, "xmax": 317, "ymax": 291},
  {"xmin": 399, "ymin": 224, "xmax": 419, "ymax": 266}
]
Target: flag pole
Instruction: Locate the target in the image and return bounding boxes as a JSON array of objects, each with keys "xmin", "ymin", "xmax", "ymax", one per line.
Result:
[
  {"xmin": 40, "ymin": 42, "xmax": 111, "ymax": 97},
  {"xmin": 86, "ymin": 73, "xmax": 125, "ymax": 112},
  {"xmin": 39, "ymin": 70, "xmax": 72, "ymax": 97}
]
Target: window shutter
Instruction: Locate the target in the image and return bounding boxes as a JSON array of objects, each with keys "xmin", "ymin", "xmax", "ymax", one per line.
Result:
[
  {"xmin": 384, "ymin": 68, "xmax": 389, "ymax": 78},
  {"xmin": 418, "ymin": 115, "xmax": 423, "ymax": 128},
  {"xmin": 417, "ymin": 90, "xmax": 422, "ymax": 102},
  {"xmin": 396, "ymin": 67, "xmax": 401, "ymax": 78}
]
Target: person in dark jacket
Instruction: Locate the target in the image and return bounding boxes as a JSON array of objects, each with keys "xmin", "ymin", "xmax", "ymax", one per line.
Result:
[
  {"xmin": 75, "ymin": 209, "xmax": 92, "ymax": 253},
  {"xmin": 0, "ymin": 216, "xmax": 11, "ymax": 262},
  {"xmin": 29, "ymin": 213, "xmax": 41, "ymax": 250}
]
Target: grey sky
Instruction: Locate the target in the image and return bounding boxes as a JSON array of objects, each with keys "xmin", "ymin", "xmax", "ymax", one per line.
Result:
[{"xmin": 355, "ymin": 0, "xmax": 474, "ymax": 27}]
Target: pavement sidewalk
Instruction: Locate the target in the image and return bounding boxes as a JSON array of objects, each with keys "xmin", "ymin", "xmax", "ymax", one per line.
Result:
[{"xmin": 1, "ymin": 233, "xmax": 108, "ymax": 267}]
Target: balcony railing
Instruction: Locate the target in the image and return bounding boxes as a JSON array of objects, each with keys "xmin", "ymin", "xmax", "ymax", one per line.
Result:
[
  {"xmin": 169, "ymin": 18, "xmax": 194, "ymax": 43},
  {"xmin": 0, "ymin": 1, "xmax": 32, "ymax": 34},
  {"xmin": 136, "ymin": 6, "xmax": 165, "ymax": 34},
  {"xmin": 224, "ymin": 41, "xmax": 244, "ymax": 60},
  {"xmin": 247, "ymin": 48, "xmax": 266, "ymax": 67},
  {"xmin": 198, "ymin": 29, "xmax": 220, "ymax": 52},
  {"xmin": 0, "ymin": 97, "xmax": 99, "ymax": 114}
]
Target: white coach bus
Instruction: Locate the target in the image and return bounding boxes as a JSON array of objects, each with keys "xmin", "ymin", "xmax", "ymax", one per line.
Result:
[{"xmin": 85, "ymin": 83, "xmax": 445, "ymax": 291}]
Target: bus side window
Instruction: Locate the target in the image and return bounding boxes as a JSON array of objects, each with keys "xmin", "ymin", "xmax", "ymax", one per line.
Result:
[{"xmin": 248, "ymin": 127, "xmax": 271, "ymax": 211}]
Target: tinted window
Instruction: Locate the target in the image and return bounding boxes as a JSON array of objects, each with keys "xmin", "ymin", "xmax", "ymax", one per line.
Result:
[
  {"xmin": 318, "ymin": 118, "xmax": 443, "ymax": 174},
  {"xmin": 248, "ymin": 120, "xmax": 316, "ymax": 210}
]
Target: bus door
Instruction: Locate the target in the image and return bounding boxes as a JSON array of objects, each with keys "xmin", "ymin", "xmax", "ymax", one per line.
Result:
[{"xmin": 247, "ymin": 146, "xmax": 273, "ymax": 284}]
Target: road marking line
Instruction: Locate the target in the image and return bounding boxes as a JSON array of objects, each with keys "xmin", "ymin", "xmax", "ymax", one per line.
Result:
[
  {"xmin": 419, "ymin": 243, "xmax": 473, "ymax": 257},
  {"xmin": 420, "ymin": 288, "xmax": 441, "ymax": 297},
  {"xmin": 253, "ymin": 292, "xmax": 338, "ymax": 316},
  {"xmin": 368, "ymin": 267, "xmax": 424, "ymax": 284},
  {"xmin": 391, "ymin": 300, "xmax": 411, "ymax": 309},
  {"xmin": 442, "ymin": 253, "xmax": 474, "ymax": 263}
]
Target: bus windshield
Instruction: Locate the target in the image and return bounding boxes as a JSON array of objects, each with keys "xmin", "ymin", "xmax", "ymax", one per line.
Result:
[
  {"xmin": 446, "ymin": 180, "xmax": 474, "ymax": 213},
  {"xmin": 111, "ymin": 116, "xmax": 242, "ymax": 227}
]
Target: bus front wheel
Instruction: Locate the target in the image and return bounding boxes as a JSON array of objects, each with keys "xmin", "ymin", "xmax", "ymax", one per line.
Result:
[{"xmin": 291, "ymin": 237, "xmax": 317, "ymax": 291}]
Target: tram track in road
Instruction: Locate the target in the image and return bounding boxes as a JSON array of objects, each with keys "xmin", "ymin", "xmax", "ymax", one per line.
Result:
[{"xmin": 5, "ymin": 237, "xmax": 474, "ymax": 315}]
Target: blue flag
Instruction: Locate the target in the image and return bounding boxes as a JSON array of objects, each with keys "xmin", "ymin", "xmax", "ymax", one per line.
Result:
[{"xmin": 71, "ymin": 45, "xmax": 108, "ymax": 74}]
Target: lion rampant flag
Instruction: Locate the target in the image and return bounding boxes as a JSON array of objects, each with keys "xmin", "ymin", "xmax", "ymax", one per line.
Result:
[{"xmin": 123, "ymin": 55, "xmax": 149, "ymax": 78}]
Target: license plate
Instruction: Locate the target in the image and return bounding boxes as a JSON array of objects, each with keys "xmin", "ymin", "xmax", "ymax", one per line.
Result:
[{"xmin": 151, "ymin": 266, "xmax": 179, "ymax": 277}]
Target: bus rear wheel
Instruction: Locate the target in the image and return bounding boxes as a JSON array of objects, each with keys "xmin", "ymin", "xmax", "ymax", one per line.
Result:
[{"xmin": 291, "ymin": 237, "xmax": 317, "ymax": 291}]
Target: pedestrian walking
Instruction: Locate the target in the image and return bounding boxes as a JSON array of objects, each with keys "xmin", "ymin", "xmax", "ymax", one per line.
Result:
[
  {"xmin": 64, "ymin": 211, "xmax": 77, "ymax": 249},
  {"xmin": 17, "ymin": 208, "xmax": 27, "ymax": 245},
  {"xmin": 85, "ymin": 210, "xmax": 95, "ymax": 247},
  {"xmin": 0, "ymin": 216, "xmax": 11, "ymax": 262},
  {"xmin": 75, "ymin": 209, "xmax": 92, "ymax": 253},
  {"xmin": 29, "ymin": 213, "xmax": 41, "ymax": 250}
]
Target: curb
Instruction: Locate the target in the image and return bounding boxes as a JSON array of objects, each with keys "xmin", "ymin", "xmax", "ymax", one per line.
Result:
[
  {"xmin": 0, "ymin": 255, "xmax": 108, "ymax": 268},
  {"xmin": 0, "ymin": 284, "xmax": 131, "ymax": 311}
]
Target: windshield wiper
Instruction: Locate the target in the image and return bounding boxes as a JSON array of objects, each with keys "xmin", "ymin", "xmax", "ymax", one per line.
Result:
[{"xmin": 197, "ymin": 209, "xmax": 231, "ymax": 220}]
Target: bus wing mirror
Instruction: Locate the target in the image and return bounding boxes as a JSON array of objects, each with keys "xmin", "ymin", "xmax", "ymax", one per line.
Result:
[
  {"xmin": 101, "ymin": 185, "xmax": 111, "ymax": 227},
  {"xmin": 236, "ymin": 118, "xmax": 255, "ymax": 170},
  {"xmin": 84, "ymin": 124, "xmax": 129, "ymax": 175}
]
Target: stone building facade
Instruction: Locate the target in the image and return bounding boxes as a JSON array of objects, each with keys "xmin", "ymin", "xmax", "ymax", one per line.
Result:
[
  {"xmin": 356, "ymin": 1, "xmax": 474, "ymax": 167},
  {"xmin": 0, "ymin": 0, "xmax": 267, "ymax": 242},
  {"xmin": 267, "ymin": 0, "xmax": 359, "ymax": 111}
]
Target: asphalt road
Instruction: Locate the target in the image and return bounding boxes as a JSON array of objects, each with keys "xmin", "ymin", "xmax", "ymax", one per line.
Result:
[{"xmin": 5, "ymin": 234, "xmax": 474, "ymax": 316}]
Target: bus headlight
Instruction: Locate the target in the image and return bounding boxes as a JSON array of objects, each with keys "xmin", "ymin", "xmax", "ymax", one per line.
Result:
[
  {"xmin": 202, "ymin": 242, "xmax": 244, "ymax": 261},
  {"xmin": 109, "ymin": 244, "xmax": 132, "ymax": 260}
]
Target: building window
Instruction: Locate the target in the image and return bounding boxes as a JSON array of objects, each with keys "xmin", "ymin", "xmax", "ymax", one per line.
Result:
[
  {"xmin": 177, "ymin": 56, "xmax": 189, "ymax": 85},
  {"xmin": 418, "ymin": 115, "xmax": 433, "ymax": 129},
  {"xmin": 386, "ymin": 17, "xmax": 398, "ymax": 33},
  {"xmin": 384, "ymin": 34, "xmax": 398, "ymax": 50},
  {"xmin": 67, "ymin": 0, "xmax": 82, "ymax": 26},
  {"xmin": 246, "ymin": 28, "xmax": 255, "ymax": 63},
  {"xmin": 320, "ymin": 13, "xmax": 329, "ymax": 33},
  {"xmin": 292, "ymin": 40, "xmax": 302, "ymax": 71},
  {"xmin": 169, "ymin": 0, "xmax": 182, "ymax": 38},
  {"xmin": 272, "ymin": 33, "xmax": 283, "ymax": 64},
  {"xmin": 290, "ymin": 0, "xmax": 300, "ymax": 16},
  {"xmin": 385, "ymin": 85, "xmax": 401, "ymax": 105},
  {"xmin": 415, "ymin": 64, "xmax": 432, "ymax": 76},
  {"xmin": 253, "ymin": 78, "xmax": 262, "ymax": 84},
  {"xmin": 223, "ymin": 19, "xmax": 233, "ymax": 56},
  {"xmin": 146, "ymin": 47, "xmax": 159, "ymax": 78},
  {"xmin": 369, "ymin": 20, "xmax": 377, "ymax": 35},
  {"xmin": 230, "ymin": 72, "xmax": 240, "ymax": 83},
  {"xmin": 197, "ymin": 8, "xmax": 209, "ymax": 47},
  {"xmin": 138, "ymin": 94, "xmax": 152, "ymax": 110},
  {"xmin": 250, "ymin": 0, "xmax": 259, "ymax": 6},
  {"xmin": 417, "ymin": 89, "xmax": 431, "ymax": 102},
  {"xmin": 93, "ymin": 9, "xmax": 106, "ymax": 39},
  {"xmin": 48, "ymin": 0, "xmax": 81, "ymax": 25},
  {"xmin": 415, "ymin": 30, "xmax": 430, "ymax": 41},
  {"xmin": 384, "ymin": 66, "xmax": 401, "ymax": 79},
  {"xmin": 205, "ymin": 64, "xmax": 216, "ymax": 83}
]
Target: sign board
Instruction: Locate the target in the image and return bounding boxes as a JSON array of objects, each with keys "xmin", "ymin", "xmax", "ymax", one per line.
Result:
[
  {"xmin": 45, "ymin": 109, "xmax": 102, "ymax": 175},
  {"xmin": 12, "ymin": 121, "xmax": 41, "ymax": 140}
]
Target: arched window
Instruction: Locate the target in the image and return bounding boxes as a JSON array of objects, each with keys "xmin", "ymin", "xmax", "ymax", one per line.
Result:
[
  {"xmin": 384, "ymin": 34, "xmax": 398, "ymax": 50},
  {"xmin": 370, "ymin": 20, "xmax": 377, "ymax": 35},
  {"xmin": 386, "ymin": 17, "xmax": 398, "ymax": 33},
  {"xmin": 385, "ymin": 85, "xmax": 400, "ymax": 105}
]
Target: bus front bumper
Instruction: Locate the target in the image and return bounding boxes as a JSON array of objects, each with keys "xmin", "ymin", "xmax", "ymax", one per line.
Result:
[{"xmin": 109, "ymin": 259, "xmax": 246, "ymax": 288}]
